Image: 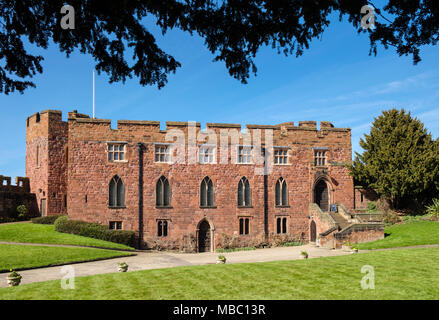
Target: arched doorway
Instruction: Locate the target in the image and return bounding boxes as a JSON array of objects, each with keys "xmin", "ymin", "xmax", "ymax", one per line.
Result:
[
  {"xmin": 198, "ymin": 220, "xmax": 211, "ymax": 253},
  {"xmin": 314, "ymin": 180, "xmax": 329, "ymax": 211},
  {"xmin": 310, "ymin": 220, "xmax": 317, "ymax": 243}
]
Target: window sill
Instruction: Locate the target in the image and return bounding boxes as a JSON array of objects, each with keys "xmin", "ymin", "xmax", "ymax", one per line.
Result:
[
  {"xmin": 200, "ymin": 206, "xmax": 217, "ymax": 209},
  {"xmin": 238, "ymin": 206, "xmax": 253, "ymax": 209},
  {"xmin": 109, "ymin": 160, "xmax": 128, "ymax": 163},
  {"xmin": 108, "ymin": 206, "xmax": 126, "ymax": 210},
  {"xmin": 156, "ymin": 206, "xmax": 173, "ymax": 209},
  {"xmin": 275, "ymin": 205, "xmax": 290, "ymax": 208}
]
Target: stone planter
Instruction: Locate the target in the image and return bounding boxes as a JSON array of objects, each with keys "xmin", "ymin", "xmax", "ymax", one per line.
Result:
[
  {"xmin": 7, "ymin": 275, "xmax": 22, "ymax": 287},
  {"xmin": 216, "ymin": 259, "xmax": 226, "ymax": 264},
  {"xmin": 118, "ymin": 264, "xmax": 128, "ymax": 272},
  {"xmin": 300, "ymin": 252, "xmax": 309, "ymax": 259}
]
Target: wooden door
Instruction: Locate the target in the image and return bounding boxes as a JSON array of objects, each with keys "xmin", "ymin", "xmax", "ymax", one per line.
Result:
[
  {"xmin": 198, "ymin": 220, "xmax": 211, "ymax": 252},
  {"xmin": 315, "ymin": 180, "xmax": 329, "ymax": 211}
]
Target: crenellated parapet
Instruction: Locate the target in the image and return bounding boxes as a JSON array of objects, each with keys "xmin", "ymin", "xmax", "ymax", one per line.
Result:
[{"xmin": 0, "ymin": 175, "xmax": 30, "ymax": 193}]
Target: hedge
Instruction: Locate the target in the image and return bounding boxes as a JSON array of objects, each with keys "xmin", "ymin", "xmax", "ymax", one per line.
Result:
[
  {"xmin": 54, "ymin": 216, "xmax": 135, "ymax": 248},
  {"xmin": 31, "ymin": 215, "xmax": 67, "ymax": 225}
]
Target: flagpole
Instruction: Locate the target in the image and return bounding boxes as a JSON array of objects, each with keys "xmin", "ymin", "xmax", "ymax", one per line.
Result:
[{"xmin": 92, "ymin": 70, "xmax": 95, "ymax": 119}]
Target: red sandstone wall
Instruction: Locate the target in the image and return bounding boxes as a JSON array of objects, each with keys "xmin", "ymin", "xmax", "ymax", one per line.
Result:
[
  {"xmin": 26, "ymin": 110, "xmax": 68, "ymax": 216},
  {"xmin": 65, "ymin": 113, "xmax": 353, "ymax": 251},
  {"xmin": 354, "ymin": 187, "xmax": 379, "ymax": 211}
]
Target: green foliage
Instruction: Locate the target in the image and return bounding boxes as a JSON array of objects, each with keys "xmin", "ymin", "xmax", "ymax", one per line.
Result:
[
  {"xmin": 0, "ymin": 223, "xmax": 134, "ymax": 251},
  {"xmin": 16, "ymin": 205, "xmax": 28, "ymax": 219},
  {"xmin": 3, "ymin": 248, "xmax": 439, "ymax": 300},
  {"xmin": 356, "ymin": 220, "xmax": 439, "ymax": 250},
  {"xmin": 54, "ymin": 216, "xmax": 135, "ymax": 248},
  {"xmin": 426, "ymin": 199, "xmax": 439, "ymax": 218},
  {"xmin": 282, "ymin": 241, "xmax": 303, "ymax": 247},
  {"xmin": 216, "ymin": 247, "xmax": 256, "ymax": 253},
  {"xmin": 8, "ymin": 270, "xmax": 21, "ymax": 278},
  {"xmin": 350, "ymin": 109, "xmax": 439, "ymax": 209},
  {"xmin": 1, "ymin": 2, "xmax": 438, "ymax": 94},
  {"xmin": 0, "ymin": 244, "xmax": 134, "ymax": 273},
  {"xmin": 0, "ymin": 217, "xmax": 16, "ymax": 224},
  {"xmin": 31, "ymin": 215, "xmax": 66, "ymax": 225},
  {"xmin": 367, "ymin": 202, "xmax": 377, "ymax": 212}
]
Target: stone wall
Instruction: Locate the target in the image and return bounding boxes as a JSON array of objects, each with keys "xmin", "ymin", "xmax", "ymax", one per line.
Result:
[
  {"xmin": 354, "ymin": 187, "xmax": 379, "ymax": 211},
  {"xmin": 26, "ymin": 110, "xmax": 68, "ymax": 216},
  {"xmin": 0, "ymin": 176, "xmax": 38, "ymax": 219},
  {"xmin": 26, "ymin": 109, "xmax": 355, "ymax": 251}
]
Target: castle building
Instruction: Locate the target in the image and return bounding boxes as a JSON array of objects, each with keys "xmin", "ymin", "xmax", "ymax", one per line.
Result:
[{"xmin": 25, "ymin": 109, "xmax": 383, "ymax": 251}]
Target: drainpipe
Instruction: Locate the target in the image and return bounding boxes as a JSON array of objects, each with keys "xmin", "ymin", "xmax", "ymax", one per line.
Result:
[
  {"xmin": 263, "ymin": 149, "xmax": 269, "ymax": 241},
  {"xmin": 137, "ymin": 143, "xmax": 144, "ymax": 249}
]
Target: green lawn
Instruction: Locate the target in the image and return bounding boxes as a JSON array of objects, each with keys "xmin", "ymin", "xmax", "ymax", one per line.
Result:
[
  {"xmin": 0, "ymin": 244, "xmax": 135, "ymax": 272},
  {"xmin": 356, "ymin": 220, "xmax": 439, "ymax": 250},
  {"xmin": 0, "ymin": 223, "xmax": 134, "ymax": 251},
  {"xmin": 1, "ymin": 247, "xmax": 439, "ymax": 300}
]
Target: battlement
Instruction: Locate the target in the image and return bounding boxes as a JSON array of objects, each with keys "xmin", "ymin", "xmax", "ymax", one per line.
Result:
[
  {"xmin": 65, "ymin": 109, "xmax": 349, "ymax": 132},
  {"xmin": 26, "ymin": 110, "xmax": 63, "ymax": 127},
  {"xmin": 0, "ymin": 175, "xmax": 30, "ymax": 193}
]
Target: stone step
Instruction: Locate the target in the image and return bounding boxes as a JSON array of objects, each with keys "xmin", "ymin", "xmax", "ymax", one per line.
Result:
[{"xmin": 328, "ymin": 211, "xmax": 350, "ymax": 230}]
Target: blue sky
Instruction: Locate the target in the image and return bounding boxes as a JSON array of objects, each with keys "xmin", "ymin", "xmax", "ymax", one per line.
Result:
[{"xmin": 1, "ymin": 13, "xmax": 438, "ymax": 179}]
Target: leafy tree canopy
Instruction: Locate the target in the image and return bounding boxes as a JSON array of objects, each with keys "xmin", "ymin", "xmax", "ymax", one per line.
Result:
[
  {"xmin": 0, "ymin": 0, "xmax": 438, "ymax": 94},
  {"xmin": 350, "ymin": 109, "xmax": 439, "ymax": 209}
]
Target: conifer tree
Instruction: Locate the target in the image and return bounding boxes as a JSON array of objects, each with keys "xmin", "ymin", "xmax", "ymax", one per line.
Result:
[{"xmin": 350, "ymin": 109, "xmax": 439, "ymax": 209}]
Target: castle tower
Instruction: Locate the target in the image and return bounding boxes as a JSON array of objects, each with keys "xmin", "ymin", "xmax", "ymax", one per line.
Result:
[{"xmin": 25, "ymin": 110, "xmax": 68, "ymax": 216}]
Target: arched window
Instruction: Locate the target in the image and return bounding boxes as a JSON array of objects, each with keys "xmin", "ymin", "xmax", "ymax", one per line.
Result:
[
  {"xmin": 156, "ymin": 176, "xmax": 171, "ymax": 207},
  {"xmin": 238, "ymin": 177, "xmax": 251, "ymax": 207},
  {"xmin": 275, "ymin": 177, "xmax": 288, "ymax": 206},
  {"xmin": 200, "ymin": 177, "xmax": 214, "ymax": 207},
  {"xmin": 109, "ymin": 175, "xmax": 125, "ymax": 207}
]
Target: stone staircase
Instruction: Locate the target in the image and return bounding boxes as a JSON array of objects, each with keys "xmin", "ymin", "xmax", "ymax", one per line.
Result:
[
  {"xmin": 328, "ymin": 211, "xmax": 350, "ymax": 230},
  {"xmin": 310, "ymin": 203, "xmax": 384, "ymax": 249}
]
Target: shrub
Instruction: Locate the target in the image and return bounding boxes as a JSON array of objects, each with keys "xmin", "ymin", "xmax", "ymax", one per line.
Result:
[
  {"xmin": 367, "ymin": 202, "xmax": 377, "ymax": 212},
  {"xmin": 16, "ymin": 205, "xmax": 29, "ymax": 220},
  {"xmin": 31, "ymin": 215, "xmax": 66, "ymax": 225},
  {"xmin": 0, "ymin": 217, "xmax": 16, "ymax": 224},
  {"xmin": 426, "ymin": 199, "xmax": 439, "ymax": 218},
  {"xmin": 54, "ymin": 216, "xmax": 135, "ymax": 247}
]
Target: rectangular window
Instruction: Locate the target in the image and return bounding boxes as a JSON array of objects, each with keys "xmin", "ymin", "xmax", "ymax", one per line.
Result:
[
  {"xmin": 155, "ymin": 145, "xmax": 170, "ymax": 163},
  {"xmin": 314, "ymin": 150, "xmax": 327, "ymax": 166},
  {"xmin": 276, "ymin": 217, "xmax": 287, "ymax": 234},
  {"xmin": 108, "ymin": 144, "xmax": 126, "ymax": 162},
  {"xmin": 237, "ymin": 146, "xmax": 252, "ymax": 164},
  {"xmin": 239, "ymin": 218, "xmax": 250, "ymax": 235},
  {"xmin": 274, "ymin": 149, "xmax": 288, "ymax": 165},
  {"xmin": 109, "ymin": 221, "xmax": 122, "ymax": 230},
  {"xmin": 199, "ymin": 146, "xmax": 215, "ymax": 164},
  {"xmin": 36, "ymin": 146, "xmax": 40, "ymax": 167},
  {"xmin": 157, "ymin": 220, "xmax": 168, "ymax": 237}
]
